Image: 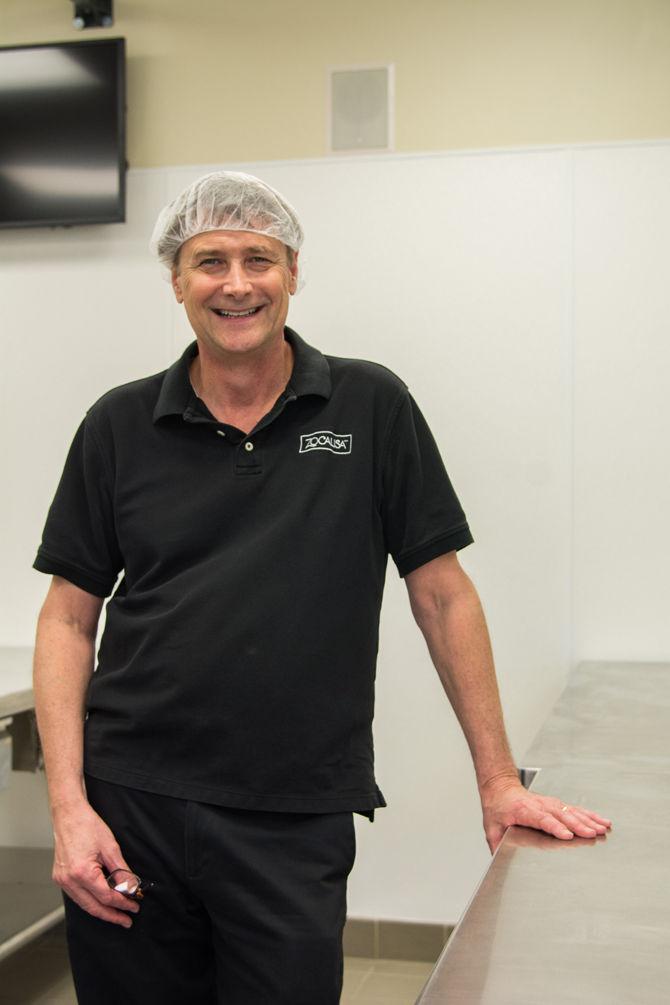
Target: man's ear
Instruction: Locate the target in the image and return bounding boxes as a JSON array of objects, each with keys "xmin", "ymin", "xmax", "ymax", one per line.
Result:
[
  {"xmin": 171, "ymin": 268, "xmax": 183, "ymax": 303},
  {"xmin": 288, "ymin": 251, "xmax": 299, "ymax": 295}
]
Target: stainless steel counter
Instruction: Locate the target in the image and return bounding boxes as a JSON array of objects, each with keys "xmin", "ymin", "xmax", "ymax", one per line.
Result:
[
  {"xmin": 0, "ymin": 647, "xmax": 63, "ymax": 962},
  {"xmin": 416, "ymin": 661, "xmax": 670, "ymax": 1004},
  {"xmin": 0, "ymin": 646, "xmax": 35, "ymax": 720}
]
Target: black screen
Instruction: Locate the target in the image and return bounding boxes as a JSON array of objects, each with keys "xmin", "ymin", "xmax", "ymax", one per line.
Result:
[{"xmin": 0, "ymin": 38, "xmax": 126, "ymax": 228}]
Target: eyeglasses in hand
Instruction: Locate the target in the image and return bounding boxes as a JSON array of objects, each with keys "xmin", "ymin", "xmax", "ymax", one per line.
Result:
[{"xmin": 106, "ymin": 868, "xmax": 155, "ymax": 901}]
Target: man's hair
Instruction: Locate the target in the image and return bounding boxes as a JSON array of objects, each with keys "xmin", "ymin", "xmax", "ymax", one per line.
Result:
[{"xmin": 150, "ymin": 172, "xmax": 304, "ymax": 273}]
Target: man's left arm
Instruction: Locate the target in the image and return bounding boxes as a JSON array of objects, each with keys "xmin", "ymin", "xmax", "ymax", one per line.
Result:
[{"xmin": 405, "ymin": 551, "xmax": 612, "ymax": 852}]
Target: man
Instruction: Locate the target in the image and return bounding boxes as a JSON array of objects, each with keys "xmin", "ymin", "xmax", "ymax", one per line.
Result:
[{"xmin": 33, "ymin": 171, "xmax": 610, "ymax": 1005}]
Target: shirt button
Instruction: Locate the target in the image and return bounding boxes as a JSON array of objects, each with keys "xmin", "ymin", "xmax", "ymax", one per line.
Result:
[
  {"xmin": 244, "ymin": 441, "xmax": 254, "ymax": 452},
  {"xmin": 216, "ymin": 430, "xmax": 226, "ymax": 437}
]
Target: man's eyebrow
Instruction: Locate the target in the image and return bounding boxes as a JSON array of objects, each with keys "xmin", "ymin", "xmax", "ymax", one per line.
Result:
[
  {"xmin": 190, "ymin": 248, "xmax": 224, "ymax": 260},
  {"xmin": 246, "ymin": 244, "xmax": 279, "ymax": 256},
  {"xmin": 190, "ymin": 244, "xmax": 278, "ymax": 260}
]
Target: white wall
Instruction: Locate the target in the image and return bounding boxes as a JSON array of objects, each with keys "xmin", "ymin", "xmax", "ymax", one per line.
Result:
[
  {"xmin": 1, "ymin": 141, "xmax": 668, "ymax": 923},
  {"xmin": 573, "ymin": 145, "xmax": 670, "ymax": 662}
]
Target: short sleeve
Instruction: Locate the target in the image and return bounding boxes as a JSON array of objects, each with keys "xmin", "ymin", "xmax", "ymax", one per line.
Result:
[
  {"xmin": 381, "ymin": 391, "xmax": 473, "ymax": 577},
  {"xmin": 33, "ymin": 416, "xmax": 123, "ymax": 597}
]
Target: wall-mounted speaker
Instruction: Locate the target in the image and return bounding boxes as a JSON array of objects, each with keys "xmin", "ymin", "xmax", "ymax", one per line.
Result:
[{"xmin": 329, "ymin": 65, "xmax": 394, "ymax": 153}]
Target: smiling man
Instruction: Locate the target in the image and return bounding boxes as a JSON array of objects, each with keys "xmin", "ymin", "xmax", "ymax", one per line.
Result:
[
  {"xmin": 172, "ymin": 228, "xmax": 298, "ymax": 433},
  {"xmin": 32, "ymin": 171, "xmax": 610, "ymax": 1005}
]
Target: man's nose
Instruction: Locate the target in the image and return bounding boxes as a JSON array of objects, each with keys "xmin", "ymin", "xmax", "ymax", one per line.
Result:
[{"xmin": 222, "ymin": 262, "xmax": 252, "ymax": 296}]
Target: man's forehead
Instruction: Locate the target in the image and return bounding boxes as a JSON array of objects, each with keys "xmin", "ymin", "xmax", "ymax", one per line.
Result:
[{"xmin": 183, "ymin": 230, "xmax": 284, "ymax": 257}]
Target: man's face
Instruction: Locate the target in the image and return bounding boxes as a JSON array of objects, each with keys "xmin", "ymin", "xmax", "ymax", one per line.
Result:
[{"xmin": 171, "ymin": 230, "xmax": 298, "ymax": 360}]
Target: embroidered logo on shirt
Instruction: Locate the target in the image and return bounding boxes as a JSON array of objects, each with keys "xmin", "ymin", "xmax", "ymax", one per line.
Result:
[{"xmin": 299, "ymin": 431, "xmax": 353, "ymax": 455}]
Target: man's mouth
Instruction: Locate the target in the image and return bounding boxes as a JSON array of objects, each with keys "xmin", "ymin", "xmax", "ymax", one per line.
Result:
[{"xmin": 211, "ymin": 306, "xmax": 263, "ymax": 318}]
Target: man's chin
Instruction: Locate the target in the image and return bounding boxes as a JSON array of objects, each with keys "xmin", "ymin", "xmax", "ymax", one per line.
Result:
[{"xmin": 199, "ymin": 328, "xmax": 285, "ymax": 359}]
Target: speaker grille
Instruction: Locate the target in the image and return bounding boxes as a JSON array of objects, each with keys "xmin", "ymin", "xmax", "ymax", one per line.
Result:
[{"xmin": 329, "ymin": 65, "xmax": 394, "ymax": 152}]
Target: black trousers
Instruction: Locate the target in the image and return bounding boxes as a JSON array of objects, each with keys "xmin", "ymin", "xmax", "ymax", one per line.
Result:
[{"xmin": 64, "ymin": 775, "xmax": 356, "ymax": 1004}]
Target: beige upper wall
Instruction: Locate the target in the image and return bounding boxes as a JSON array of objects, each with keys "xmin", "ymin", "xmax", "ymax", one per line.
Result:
[{"xmin": 2, "ymin": 0, "xmax": 670, "ymax": 167}]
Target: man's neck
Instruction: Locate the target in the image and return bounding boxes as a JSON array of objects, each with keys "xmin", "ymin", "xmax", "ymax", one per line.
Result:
[{"xmin": 189, "ymin": 336, "xmax": 294, "ymax": 433}]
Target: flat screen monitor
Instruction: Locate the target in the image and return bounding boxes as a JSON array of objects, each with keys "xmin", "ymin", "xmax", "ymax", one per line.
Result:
[{"xmin": 0, "ymin": 37, "xmax": 126, "ymax": 229}]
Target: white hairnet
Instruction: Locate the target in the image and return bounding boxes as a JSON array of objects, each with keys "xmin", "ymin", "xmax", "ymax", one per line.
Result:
[{"xmin": 150, "ymin": 171, "xmax": 304, "ymax": 271}]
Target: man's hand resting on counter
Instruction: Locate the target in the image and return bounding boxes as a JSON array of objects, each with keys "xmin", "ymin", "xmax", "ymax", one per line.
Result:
[
  {"xmin": 480, "ymin": 777, "xmax": 612, "ymax": 853},
  {"xmin": 404, "ymin": 555, "xmax": 613, "ymax": 855}
]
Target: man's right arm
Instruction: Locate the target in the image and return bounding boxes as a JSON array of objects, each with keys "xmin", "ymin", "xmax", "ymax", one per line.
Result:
[{"xmin": 33, "ymin": 576, "xmax": 139, "ymax": 927}]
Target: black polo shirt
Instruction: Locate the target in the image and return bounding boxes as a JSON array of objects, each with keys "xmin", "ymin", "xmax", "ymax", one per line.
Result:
[{"xmin": 34, "ymin": 329, "xmax": 473, "ymax": 814}]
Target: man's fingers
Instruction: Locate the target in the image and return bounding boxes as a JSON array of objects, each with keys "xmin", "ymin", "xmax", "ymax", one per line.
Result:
[
  {"xmin": 62, "ymin": 880, "xmax": 136, "ymax": 927},
  {"xmin": 56, "ymin": 862, "xmax": 140, "ymax": 924},
  {"xmin": 567, "ymin": 805, "xmax": 612, "ymax": 828},
  {"xmin": 562, "ymin": 814, "xmax": 599, "ymax": 837},
  {"xmin": 534, "ymin": 810, "xmax": 574, "ymax": 840},
  {"xmin": 558, "ymin": 804, "xmax": 611, "ymax": 835},
  {"xmin": 531, "ymin": 805, "xmax": 611, "ymax": 840},
  {"xmin": 93, "ymin": 869, "xmax": 142, "ymax": 913}
]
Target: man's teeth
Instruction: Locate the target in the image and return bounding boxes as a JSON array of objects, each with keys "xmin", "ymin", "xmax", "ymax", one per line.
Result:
[{"xmin": 214, "ymin": 307, "xmax": 260, "ymax": 317}]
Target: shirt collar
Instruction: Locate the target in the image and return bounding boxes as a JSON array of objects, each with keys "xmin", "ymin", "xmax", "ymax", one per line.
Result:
[{"xmin": 153, "ymin": 327, "xmax": 332, "ymax": 423}]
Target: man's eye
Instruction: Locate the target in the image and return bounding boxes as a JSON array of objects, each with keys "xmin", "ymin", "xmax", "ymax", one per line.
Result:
[
  {"xmin": 199, "ymin": 258, "xmax": 222, "ymax": 268},
  {"xmin": 249, "ymin": 256, "xmax": 271, "ymax": 266}
]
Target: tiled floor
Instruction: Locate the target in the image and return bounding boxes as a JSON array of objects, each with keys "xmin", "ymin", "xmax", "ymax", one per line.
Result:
[
  {"xmin": 0, "ymin": 923, "xmax": 433, "ymax": 1004},
  {"xmin": 341, "ymin": 956, "xmax": 433, "ymax": 1004}
]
